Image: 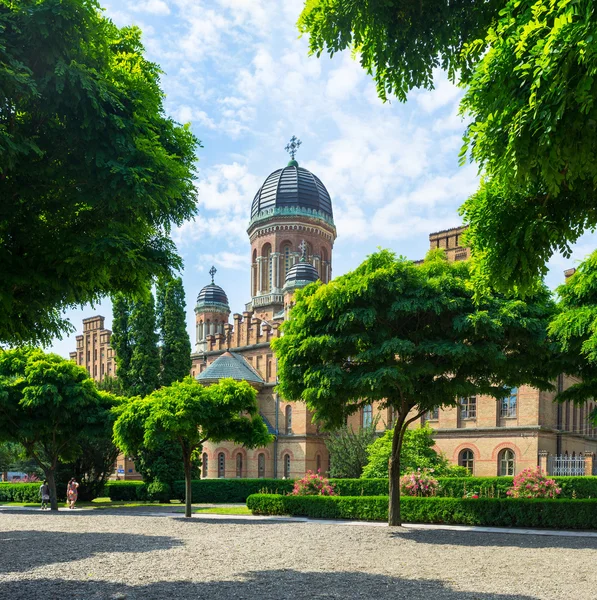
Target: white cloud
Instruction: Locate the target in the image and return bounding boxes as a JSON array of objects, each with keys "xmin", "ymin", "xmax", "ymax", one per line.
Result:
[
  {"xmin": 132, "ymin": 0, "xmax": 171, "ymax": 15},
  {"xmin": 198, "ymin": 251, "xmax": 247, "ymax": 271},
  {"xmin": 413, "ymin": 73, "xmax": 462, "ymax": 113}
]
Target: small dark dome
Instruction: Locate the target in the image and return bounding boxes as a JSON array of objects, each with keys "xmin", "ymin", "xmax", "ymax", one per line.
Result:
[
  {"xmin": 284, "ymin": 260, "xmax": 319, "ymax": 288},
  {"xmin": 196, "ymin": 283, "xmax": 229, "ymax": 307},
  {"xmin": 250, "ymin": 163, "xmax": 333, "ymax": 222}
]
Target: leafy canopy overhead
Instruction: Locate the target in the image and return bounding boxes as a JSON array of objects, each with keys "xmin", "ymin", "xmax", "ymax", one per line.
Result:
[
  {"xmin": 460, "ymin": 0, "xmax": 597, "ymax": 292},
  {"xmin": 298, "ymin": 0, "xmax": 500, "ymax": 101},
  {"xmin": 299, "ymin": 0, "xmax": 597, "ymax": 292},
  {"xmin": 274, "ymin": 248, "xmax": 559, "ymax": 428},
  {"xmin": 0, "ymin": 0, "xmax": 200, "ymax": 345}
]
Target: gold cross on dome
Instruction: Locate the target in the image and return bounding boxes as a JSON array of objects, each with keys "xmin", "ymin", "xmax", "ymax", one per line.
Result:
[
  {"xmin": 285, "ymin": 135, "xmax": 302, "ymax": 160},
  {"xmin": 209, "ymin": 265, "xmax": 217, "ymax": 284}
]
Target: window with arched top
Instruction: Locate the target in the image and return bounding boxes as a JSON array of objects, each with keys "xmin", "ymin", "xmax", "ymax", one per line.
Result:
[
  {"xmin": 258, "ymin": 453, "xmax": 265, "ymax": 478},
  {"xmin": 316, "ymin": 454, "xmax": 321, "ymax": 473},
  {"xmin": 285, "ymin": 405, "xmax": 293, "ymax": 434},
  {"xmin": 236, "ymin": 453, "xmax": 243, "ymax": 478},
  {"xmin": 362, "ymin": 404, "xmax": 373, "ymax": 428},
  {"xmin": 498, "ymin": 449, "xmax": 515, "ymax": 476},
  {"xmin": 458, "ymin": 449, "xmax": 474, "ymax": 474},
  {"xmin": 281, "ymin": 243, "xmax": 292, "ymax": 280},
  {"xmin": 283, "ymin": 454, "xmax": 291, "ymax": 479},
  {"xmin": 218, "ymin": 452, "xmax": 225, "ymax": 478},
  {"xmin": 202, "ymin": 453, "xmax": 208, "ymax": 478},
  {"xmin": 261, "ymin": 243, "xmax": 272, "ymax": 292}
]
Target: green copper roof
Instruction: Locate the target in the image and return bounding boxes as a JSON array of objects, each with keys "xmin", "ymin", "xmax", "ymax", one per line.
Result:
[{"xmin": 196, "ymin": 351, "xmax": 264, "ymax": 385}]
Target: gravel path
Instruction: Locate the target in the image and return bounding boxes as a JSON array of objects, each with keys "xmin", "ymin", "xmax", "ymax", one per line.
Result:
[{"xmin": 1, "ymin": 511, "xmax": 596, "ymax": 600}]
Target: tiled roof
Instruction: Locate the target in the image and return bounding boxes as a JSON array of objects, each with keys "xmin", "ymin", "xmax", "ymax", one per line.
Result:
[{"xmin": 196, "ymin": 351, "xmax": 264, "ymax": 385}]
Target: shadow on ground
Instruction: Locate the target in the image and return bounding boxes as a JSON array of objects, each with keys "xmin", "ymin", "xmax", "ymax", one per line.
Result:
[
  {"xmin": 392, "ymin": 527, "xmax": 597, "ymax": 550},
  {"xmin": 0, "ymin": 569, "xmax": 540, "ymax": 600},
  {"xmin": 0, "ymin": 530, "xmax": 182, "ymax": 573}
]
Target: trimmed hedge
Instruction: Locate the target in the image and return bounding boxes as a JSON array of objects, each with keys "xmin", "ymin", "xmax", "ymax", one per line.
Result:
[
  {"xmin": 247, "ymin": 494, "xmax": 597, "ymax": 529},
  {"xmin": 104, "ymin": 481, "xmax": 146, "ymax": 501},
  {"xmin": 104, "ymin": 476, "xmax": 597, "ymax": 504},
  {"xmin": 0, "ymin": 483, "xmax": 42, "ymax": 503}
]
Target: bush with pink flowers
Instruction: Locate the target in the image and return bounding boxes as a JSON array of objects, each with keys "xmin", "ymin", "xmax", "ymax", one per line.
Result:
[
  {"xmin": 400, "ymin": 468, "xmax": 439, "ymax": 497},
  {"xmin": 292, "ymin": 470, "xmax": 337, "ymax": 496},
  {"xmin": 507, "ymin": 467, "xmax": 561, "ymax": 499}
]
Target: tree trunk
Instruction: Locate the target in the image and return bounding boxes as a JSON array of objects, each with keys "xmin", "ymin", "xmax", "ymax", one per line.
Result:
[
  {"xmin": 46, "ymin": 470, "xmax": 58, "ymax": 512},
  {"xmin": 184, "ymin": 455, "xmax": 192, "ymax": 518},
  {"xmin": 2, "ymin": 471, "xmax": 7, "ymax": 482},
  {"xmin": 388, "ymin": 415, "xmax": 407, "ymax": 527}
]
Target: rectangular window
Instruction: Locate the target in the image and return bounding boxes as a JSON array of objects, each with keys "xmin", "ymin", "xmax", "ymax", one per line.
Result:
[
  {"xmin": 501, "ymin": 388, "xmax": 518, "ymax": 418},
  {"xmin": 87, "ymin": 350, "xmax": 90, "ymax": 362},
  {"xmin": 426, "ymin": 407, "xmax": 439, "ymax": 421},
  {"xmin": 362, "ymin": 404, "xmax": 373, "ymax": 427},
  {"xmin": 460, "ymin": 396, "xmax": 477, "ymax": 419}
]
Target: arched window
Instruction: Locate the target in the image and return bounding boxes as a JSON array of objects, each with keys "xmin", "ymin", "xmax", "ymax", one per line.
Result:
[
  {"xmin": 236, "ymin": 453, "xmax": 243, "ymax": 478},
  {"xmin": 218, "ymin": 452, "xmax": 225, "ymax": 478},
  {"xmin": 501, "ymin": 388, "xmax": 518, "ymax": 418},
  {"xmin": 282, "ymin": 243, "xmax": 292, "ymax": 280},
  {"xmin": 498, "ymin": 449, "xmax": 515, "ymax": 476},
  {"xmin": 258, "ymin": 453, "xmax": 265, "ymax": 478},
  {"xmin": 362, "ymin": 404, "xmax": 373, "ymax": 428},
  {"xmin": 202, "ymin": 453, "xmax": 208, "ymax": 478},
  {"xmin": 283, "ymin": 454, "xmax": 291, "ymax": 479},
  {"xmin": 458, "ymin": 449, "xmax": 474, "ymax": 474},
  {"xmin": 262, "ymin": 243, "xmax": 272, "ymax": 292},
  {"xmin": 285, "ymin": 405, "xmax": 293, "ymax": 434},
  {"xmin": 316, "ymin": 454, "xmax": 321, "ymax": 473}
]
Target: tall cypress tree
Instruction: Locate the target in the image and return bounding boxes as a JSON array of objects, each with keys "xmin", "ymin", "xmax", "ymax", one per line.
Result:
[
  {"xmin": 128, "ymin": 293, "xmax": 160, "ymax": 397},
  {"xmin": 160, "ymin": 278, "xmax": 192, "ymax": 387},
  {"xmin": 110, "ymin": 294, "xmax": 133, "ymax": 392}
]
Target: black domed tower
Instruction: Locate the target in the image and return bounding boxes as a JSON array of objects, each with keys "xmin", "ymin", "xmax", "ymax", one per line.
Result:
[
  {"xmin": 195, "ymin": 266, "xmax": 230, "ymax": 353},
  {"xmin": 246, "ymin": 136, "xmax": 336, "ymax": 320}
]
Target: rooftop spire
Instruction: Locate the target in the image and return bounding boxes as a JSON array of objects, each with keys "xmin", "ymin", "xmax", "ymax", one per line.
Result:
[
  {"xmin": 285, "ymin": 135, "xmax": 302, "ymax": 165},
  {"xmin": 209, "ymin": 265, "xmax": 217, "ymax": 284},
  {"xmin": 299, "ymin": 239, "xmax": 307, "ymax": 262}
]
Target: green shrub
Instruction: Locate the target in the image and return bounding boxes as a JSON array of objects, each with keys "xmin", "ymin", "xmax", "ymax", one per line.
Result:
[
  {"xmin": 104, "ymin": 481, "xmax": 146, "ymax": 501},
  {"xmin": 330, "ymin": 478, "xmax": 388, "ymax": 496},
  {"xmin": 442, "ymin": 465, "xmax": 472, "ymax": 477},
  {"xmin": 247, "ymin": 494, "xmax": 597, "ymax": 529},
  {"xmin": 145, "ymin": 481, "xmax": 171, "ymax": 503},
  {"xmin": 171, "ymin": 479, "xmax": 295, "ymax": 503},
  {"xmin": 0, "ymin": 483, "xmax": 42, "ymax": 503}
]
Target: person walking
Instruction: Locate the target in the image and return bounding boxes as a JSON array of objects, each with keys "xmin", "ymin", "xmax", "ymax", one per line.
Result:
[
  {"xmin": 39, "ymin": 480, "xmax": 50, "ymax": 510},
  {"xmin": 66, "ymin": 478, "xmax": 79, "ymax": 509}
]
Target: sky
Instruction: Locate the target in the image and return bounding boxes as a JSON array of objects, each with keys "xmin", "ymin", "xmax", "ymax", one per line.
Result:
[{"xmin": 49, "ymin": 0, "xmax": 597, "ymax": 358}]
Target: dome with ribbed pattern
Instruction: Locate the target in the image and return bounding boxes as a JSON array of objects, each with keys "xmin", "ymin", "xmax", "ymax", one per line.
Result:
[{"xmin": 250, "ymin": 164, "xmax": 333, "ymax": 223}]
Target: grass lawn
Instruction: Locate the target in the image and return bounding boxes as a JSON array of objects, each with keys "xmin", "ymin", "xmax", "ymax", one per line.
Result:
[{"xmin": 193, "ymin": 506, "xmax": 251, "ymax": 515}]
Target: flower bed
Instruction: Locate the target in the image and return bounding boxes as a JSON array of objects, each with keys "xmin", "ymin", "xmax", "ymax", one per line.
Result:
[{"xmin": 246, "ymin": 493, "xmax": 597, "ymax": 529}]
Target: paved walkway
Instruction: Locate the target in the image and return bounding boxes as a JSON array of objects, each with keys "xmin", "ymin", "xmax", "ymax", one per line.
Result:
[{"xmin": 2, "ymin": 504, "xmax": 597, "ymax": 538}]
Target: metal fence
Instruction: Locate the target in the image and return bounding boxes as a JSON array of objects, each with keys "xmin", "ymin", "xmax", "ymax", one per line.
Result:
[{"xmin": 548, "ymin": 455, "xmax": 586, "ymax": 476}]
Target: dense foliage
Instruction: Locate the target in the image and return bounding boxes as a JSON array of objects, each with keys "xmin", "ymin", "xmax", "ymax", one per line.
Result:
[
  {"xmin": 298, "ymin": 0, "xmax": 500, "ymax": 101},
  {"xmin": 325, "ymin": 417, "xmax": 379, "ymax": 478},
  {"xmin": 128, "ymin": 294, "xmax": 160, "ymax": 397},
  {"xmin": 0, "ymin": 0, "xmax": 199, "ymax": 345},
  {"xmin": 247, "ymin": 493, "xmax": 597, "ymax": 529},
  {"xmin": 157, "ymin": 277, "xmax": 192, "ymax": 387},
  {"xmin": 0, "ymin": 348, "xmax": 119, "ymax": 509},
  {"xmin": 300, "ymin": 0, "xmax": 597, "ymax": 292},
  {"xmin": 113, "ymin": 378, "xmax": 272, "ymax": 516},
  {"xmin": 361, "ymin": 426, "xmax": 448, "ymax": 478},
  {"xmin": 273, "ymin": 249, "xmax": 559, "ymax": 524}
]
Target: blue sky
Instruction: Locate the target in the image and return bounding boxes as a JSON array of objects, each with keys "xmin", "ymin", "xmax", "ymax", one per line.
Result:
[{"xmin": 49, "ymin": 0, "xmax": 597, "ymax": 357}]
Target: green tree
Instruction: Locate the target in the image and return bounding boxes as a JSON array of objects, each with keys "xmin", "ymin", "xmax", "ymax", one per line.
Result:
[
  {"xmin": 273, "ymin": 249, "xmax": 558, "ymax": 525},
  {"xmin": 299, "ymin": 0, "xmax": 597, "ymax": 292},
  {"xmin": 361, "ymin": 426, "xmax": 448, "ymax": 479},
  {"xmin": 159, "ymin": 277, "xmax": 192, "ymax": 387},
  {"xmin": 325, "ymin": 416, "xmax": 379, "ymax": 478},
  {"xmin": 0, "ymin": 0, "xmax": 199, "ymax": 346},
  {"xmin": 0, "ymin": 348, "xmax": 119, "ymax": 510},
  {"xmin": 459, "ymin": 0, "xmax": 597, "ymax": 293},
  {"xmin": 110, "ymin": 294, "xmax": 133, "ymax": 393},
  {"xmin": 128, "ymin": 294, "xmax": 160, "ymax": 397},
  {"xmin": 298, "ymin": 0, "xmax": 500, "ymax": 101},
  {"xmin": 0, "ymin": 442, "xmax": 23, "ymax": 481},
  {"xmin": 113, "ymin": 378, "xmax": 272, "ymax": 517},
  {"xmin": 549, "ymin": 252, "xmax": 597, "ymax": 405}
]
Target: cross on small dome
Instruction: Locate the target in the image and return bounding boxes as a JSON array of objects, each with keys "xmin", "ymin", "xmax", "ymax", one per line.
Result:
[
  {"xmin": 209, "ymin": 265, "xmax": 217, "ymax": 284},
  {"xmin": 285, "ymin": 135, "xmax": 302, "ymax": 161}
]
